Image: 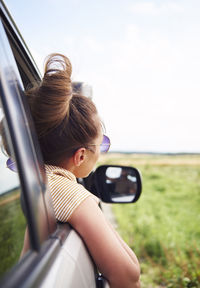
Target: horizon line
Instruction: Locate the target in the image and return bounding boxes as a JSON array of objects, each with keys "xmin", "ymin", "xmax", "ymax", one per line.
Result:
[{"xmin": 109, "ymin": 151, "xmax": 200, "ymax": 155}]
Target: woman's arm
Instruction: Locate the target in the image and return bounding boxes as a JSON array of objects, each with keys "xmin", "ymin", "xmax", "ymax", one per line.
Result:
[
  {"xmin": 69, "ymin": 197, "xmax": 140, "ymax": 288},
  {"xmin": 107, "ymin": 220, "xmax": 140, "ymax": 267}
]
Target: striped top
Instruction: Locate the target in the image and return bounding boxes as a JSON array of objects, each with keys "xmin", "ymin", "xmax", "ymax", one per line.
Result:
[{"xmin": 45, "ymin": 165, "xmax": 96, "ymax": 222}]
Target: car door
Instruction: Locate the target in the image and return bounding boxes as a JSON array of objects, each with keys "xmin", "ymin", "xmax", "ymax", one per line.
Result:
[{"xmin": 0, "ymin": 1, "xmax": 100, "ymax": 287}]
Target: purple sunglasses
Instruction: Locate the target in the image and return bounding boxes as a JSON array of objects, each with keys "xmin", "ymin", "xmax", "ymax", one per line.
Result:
[
  {"xmin": 6, "ymin": 158, "xmax": 17, "ymax": 173},
  {"xmin": 89, "ymin": 134, "xmax": 111, "ymax": 153},
  {"xmin": 6, "ymin": 135, "xmax": 111, "ymax": 172},
  {"xmin": 100, "ymin": 135, "xmax": 111, "ymax": 153}
]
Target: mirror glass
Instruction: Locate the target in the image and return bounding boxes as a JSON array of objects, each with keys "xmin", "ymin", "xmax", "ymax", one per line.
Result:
[{"xmin": 105, "ymin": 167, "xmax": 138, "ymax": 203}]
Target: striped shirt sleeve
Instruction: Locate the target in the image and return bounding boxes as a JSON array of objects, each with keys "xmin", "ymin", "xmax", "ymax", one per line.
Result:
[{"xmin": 48, "ymin": 173, "xmax": 92, "ymax": 222}]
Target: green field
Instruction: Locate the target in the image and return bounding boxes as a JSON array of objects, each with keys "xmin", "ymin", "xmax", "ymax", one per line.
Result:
[
  {"xmin": 0, "ymin": 188, "xmax": 26, "ymax": 277},
  {"xmin": 98, "ymin": 153, "xmax": 200, "ymax": 288}
]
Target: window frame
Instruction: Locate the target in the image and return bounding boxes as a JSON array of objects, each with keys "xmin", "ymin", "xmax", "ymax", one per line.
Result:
[
  {"xmin": 0, "ymin": 1, "xmax": 61, "ymax": 285},
  {"xmin": 0, "ymin": 19, "xmax": 47, "ymax": 251}
]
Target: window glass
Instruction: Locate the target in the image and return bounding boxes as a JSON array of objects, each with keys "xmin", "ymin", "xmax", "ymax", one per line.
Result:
[{"xmin": 0, "ymin": 107, "xmax": 27, "ymax": 278}]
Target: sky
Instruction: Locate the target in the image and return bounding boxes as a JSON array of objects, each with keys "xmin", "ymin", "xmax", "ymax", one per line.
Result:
[{"xmin": 4, "ymin": 0, "xmax": 200, "ymax": 153}]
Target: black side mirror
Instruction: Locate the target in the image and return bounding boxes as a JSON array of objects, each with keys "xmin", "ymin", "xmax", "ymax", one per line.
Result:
[{"xmin": 80, "ymin": 165, "xmax": 142, "ymax": 204}]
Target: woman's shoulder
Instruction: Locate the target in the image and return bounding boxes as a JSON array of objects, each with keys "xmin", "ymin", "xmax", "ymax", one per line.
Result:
[{"xmin": 45, "ymin": 164, "xmax": 99, "ymax": 221}]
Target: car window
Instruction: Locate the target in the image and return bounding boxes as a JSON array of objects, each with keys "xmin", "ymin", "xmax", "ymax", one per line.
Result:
[
  {"xmin": 0, "ymin": 11, "xmax": 56, "ymax": 282},
  {"xmin": 0, "ymin": 107, "xmax": 28, "ymax": 278}
]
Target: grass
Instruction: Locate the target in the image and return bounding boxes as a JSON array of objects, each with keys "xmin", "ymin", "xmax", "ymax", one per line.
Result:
[
  {"xmin": 98, "ymin": 153, "xmax": 200, "ymax": 288},
  {"xmin": 0, "ymin": 188, "xmax": 26, "ymax": 277}
]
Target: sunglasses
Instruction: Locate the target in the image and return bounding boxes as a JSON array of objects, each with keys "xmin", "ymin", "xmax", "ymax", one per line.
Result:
[
  {"xmin": 88, "ymin": 134, "xmax": 111, "ymax": 153},
  {"xmin": 100, "ymin": 134, "xmax": 111, "ymax": 153},
  {"xmin": 6, "ymin": 158, "xmax": 17, "ymax": 172},
  {"xmin": 6, "ymin": 135, "xmax": 111, "ymax": 172}
]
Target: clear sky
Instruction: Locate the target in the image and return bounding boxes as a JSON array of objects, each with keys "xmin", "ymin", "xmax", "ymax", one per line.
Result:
[{"xmin": 5, "ymin": 0, "xmax": 200, "ymax": 153}]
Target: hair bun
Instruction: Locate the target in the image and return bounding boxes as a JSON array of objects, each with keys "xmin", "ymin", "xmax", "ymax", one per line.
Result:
[
  {"xmin": 26, "ymin": 53, "xmax": 74, "ymax": 137},
  {"xmin": 44, "ymin": 53, "xmax": 72, "ymax": 81}
]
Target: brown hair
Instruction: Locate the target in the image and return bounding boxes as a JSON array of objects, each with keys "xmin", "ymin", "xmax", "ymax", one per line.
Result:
[{"xmin": 26, "ymin": 53, "xmax": 99, "ymax": 165}]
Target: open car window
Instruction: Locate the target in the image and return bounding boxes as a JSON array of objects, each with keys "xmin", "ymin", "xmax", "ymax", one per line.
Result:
[{"xmin": 0, "ymin": 3, "xmax": 56, "ymax": 283}]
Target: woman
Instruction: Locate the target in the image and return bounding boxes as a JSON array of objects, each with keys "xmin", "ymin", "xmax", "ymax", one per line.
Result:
[{"xmin": 26, "ymin": 53, "xmax": 140, "ymax": 288}]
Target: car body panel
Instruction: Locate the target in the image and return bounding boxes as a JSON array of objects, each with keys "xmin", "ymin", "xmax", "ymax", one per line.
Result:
[{"xmin": 41, "ymin": 227, "xmax": 96, "ymax": 288}]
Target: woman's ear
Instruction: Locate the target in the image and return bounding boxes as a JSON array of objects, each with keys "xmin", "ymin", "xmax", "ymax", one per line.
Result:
[{"xmin": 73, "ymin": 148, "xmax": 86, "ymax": 167}]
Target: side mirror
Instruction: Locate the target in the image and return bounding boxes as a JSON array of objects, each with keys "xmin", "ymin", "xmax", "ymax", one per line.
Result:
[{"xmin": 81, "ymin": 165, "xmax": 142, "ymax": 204}]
